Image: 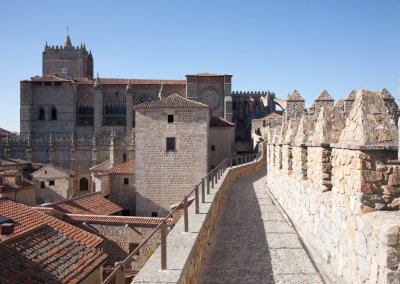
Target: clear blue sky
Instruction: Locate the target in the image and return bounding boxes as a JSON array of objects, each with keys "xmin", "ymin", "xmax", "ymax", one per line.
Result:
[{"xmin": 0, "ymin": 0, "xmax": 399, "ymax": 132}]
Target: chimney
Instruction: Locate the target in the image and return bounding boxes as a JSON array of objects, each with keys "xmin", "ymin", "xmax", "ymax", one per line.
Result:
[{"xmin": 1, "ymin": 223, "xmax": 15, "ymax": 240}]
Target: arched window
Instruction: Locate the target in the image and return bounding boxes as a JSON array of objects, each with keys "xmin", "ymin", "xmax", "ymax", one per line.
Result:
[
  {"xmin": 39, "ymin": 108, "xmax": 45, "ymax": 120},
  {"xmin": 79, "ymin": 177, "xmax": 89, "ymax": 191},
  {"xmin": 51, "ymin": 108, "xmax": 57, "ymax": 120}
]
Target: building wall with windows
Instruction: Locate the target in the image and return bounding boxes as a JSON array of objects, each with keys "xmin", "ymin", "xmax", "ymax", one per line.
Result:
[{"xmin": 135, "ymin": 94, "xmax": 210, "ymax": 217}]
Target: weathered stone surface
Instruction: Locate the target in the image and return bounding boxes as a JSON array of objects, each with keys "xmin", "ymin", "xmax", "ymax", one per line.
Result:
[
  {"xmin": 388, "ymin": 198, "xmax": 400, "ymax": 209},
  {"xmin": 360, "ymin": 170, "xmax": 383, "ymax": 182},
  {"xmin": 374, "ymin": 226, "xmax": 399, "ymax": 246},
  {"xmin": 388, "ymin": 168, "xmax": 400, "ymax": 186},
  {"xmin": 376, "ymin": 245, "xmax": 399, "ymax": 269}
]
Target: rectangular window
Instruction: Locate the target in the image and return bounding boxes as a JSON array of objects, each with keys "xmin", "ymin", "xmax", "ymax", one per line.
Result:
[
  {"xmin": 168, "ymin": 115, "xmax": 174, "ymax": 123},
  {"xmin": 211, "ymin": 145, "xmax": 216, "ymax": 151},
  {"xmin": 40, "ymin": 181, "xmax": 45, "ymax": 189},
  {"xmin": 166, "ymin": 137, "xmax": 176, "ymax": 151},
  {"xmin": 124, "ymin": 178, "xmax": 129, "ymax": 185},
  {"xmin": 152, "ymin": 212, "xmax": 158, "ymax": 217},
  {"xmin": 43, "ymin": 82, "xmax": 52, "ymax": 86},
  {"xmin": 49, "ymin": 180, "xmax": 55, "ymax": 186}
]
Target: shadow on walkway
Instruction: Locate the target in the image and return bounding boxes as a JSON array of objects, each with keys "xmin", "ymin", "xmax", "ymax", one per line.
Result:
[{"xmin": 197, "ymin": 166, "xmax": 323, "ymax": 284}]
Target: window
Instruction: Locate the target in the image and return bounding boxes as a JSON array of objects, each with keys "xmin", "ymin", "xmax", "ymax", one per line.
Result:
[
  {"xmin": 129, "ymin": 243, "xmax": 139, "ymax": 256},
  {"xmin": 40, "ymin": 181, "xmax": 45, "ymax": 188},
  {"xmin": 211, "ymin": 145, "xmax": 216, "ymax": 151},
  {"xmin": 44, "ymin": 82, "xmax": 52, "ymax": 86},
  {"xmin": 124, "ymin": 178, "xmax": 129, "ymax": 185},
  {"xmin": 152, "ymin": 212, "xmax": 158, "ymax": 217},
  {"xmin": 123, "ymin": 153, "xmax": 127, "ymax": 162},
  {"xmin": 80, "ymin": 177, "xmax": 89, "ymax": 191},
  {"xmin": 54, "ymin": 82, "xmax": 62, "ymax": 86},
  {"xmin": 61, "ymin": 67, "xmax": 67, "ymax": 74},
  {"xmin": 49, "ymin": 180, "xmax": 55, "ymax": 186},
  {"xmin": 39, "ymin": 108, "xmax": 45, "ymax": 120},
  {"xmin": 168, "ymin": 115, "xmax": 174, "ymax": 123},
  {"xmin": 51, "ymin": 108, "xmax": 57, "ymax": 120},
  {"xmin": 211, "ymin": 165, "xmax": 215, "ymax": 170},
  {"xmin": 166, "ymin": 137, "xmax": 176, "ymax": 151}
]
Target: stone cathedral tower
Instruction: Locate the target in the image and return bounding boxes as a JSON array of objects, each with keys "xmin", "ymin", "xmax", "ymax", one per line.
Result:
[{"xmin": 42, "ymin": 34, "xmax": 93, "ymax": 78}]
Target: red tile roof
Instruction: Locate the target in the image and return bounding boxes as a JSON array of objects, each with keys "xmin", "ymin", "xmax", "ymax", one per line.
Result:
[
  {"xmin": 134, "ymin": 93, "xmax": 209, "ymax": 109},
  {"xmin": 0, "ymin": 224, "xmax": 107, "ymax": 283},
  {"xmin": 63, "ymin": 214, "xmax": 175, "ymax": 226},
  {"xmin": 30, "ymin": 74, "xmax": 69, "ymax": 82},
  {"xmin": 90, "ymin": 160, "xmax": 135, "ymax": 175},
  {"xmin": 0, "ymin": 197, "xmax": 103, "ymax": 248},
  {"xmin": 43, "ymin": 192, "xmax": 122, "ymax": 215},
  {"xmin": 74, "ymin": 77, "xmax": 186, "ymax": 85},
  {"xmin": 257, "ymin": 112, "xmax": 283, "ymax": 121}
]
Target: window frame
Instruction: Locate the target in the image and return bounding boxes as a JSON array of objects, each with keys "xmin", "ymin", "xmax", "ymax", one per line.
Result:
[{"xmin": 166, "ymin": 137, "xmax": 176, "ymax": 151}]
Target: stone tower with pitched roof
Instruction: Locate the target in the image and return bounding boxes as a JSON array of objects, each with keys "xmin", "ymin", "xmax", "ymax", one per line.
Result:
[{"xmin": 42, "ymin": 34, "xmax": 93, "ymax": 78}]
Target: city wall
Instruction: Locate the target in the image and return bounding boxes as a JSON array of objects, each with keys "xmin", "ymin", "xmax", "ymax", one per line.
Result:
[{"xmin": 266, "ymin": 90, "xmax": 400, "ymax": 283}]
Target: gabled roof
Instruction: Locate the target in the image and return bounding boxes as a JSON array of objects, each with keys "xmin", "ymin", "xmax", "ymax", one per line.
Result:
[
  {"xmin": 0, "ymin": 224, "xmax": 107, "ymax": 284},
  {"xmin": 32, "ymin": 164, "xmax": 75, "ymax": 178},
  {"xmin": 256, "ymin": 112, "xmax": 283, "ymax": 121},
  {"xmin": 210, "ymin": 116, "xmax": 235, "ymax": 127},
  {"xmin": 30, "ymin": 74, "xmax": 69, "ymax": 82},
  {"xmin": 42, "ymin": 192, "xmax": 122, "ymax": 215},
  {"xmin": 134, "ymin": 93, "xmax": 209, "ymax": 109},
  {"xmin": 0, "ymin": 197, "xmax": 103, "ymax": 247}
]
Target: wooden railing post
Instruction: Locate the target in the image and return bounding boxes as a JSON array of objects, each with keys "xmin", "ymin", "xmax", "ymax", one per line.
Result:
[
  {"xmin": 195, "ymin": 185, "xmax": 199, "ymax": 214},
  {"xmin": 184, "ymin": 195, "xmax": 189, "ymax": 232},
  {"xmin": 201, "ymin": 179, "xmax": 205, "ymax": 203}
]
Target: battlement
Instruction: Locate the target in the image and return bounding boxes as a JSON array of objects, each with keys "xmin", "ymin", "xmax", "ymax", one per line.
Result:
[{"xmin": 231, "ymin": 90, "xmax": 274, "ymax": 96}]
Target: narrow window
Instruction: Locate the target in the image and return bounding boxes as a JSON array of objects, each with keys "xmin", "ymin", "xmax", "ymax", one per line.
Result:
[
  {"xmin": 152, "ymin": 212, "xmax": 158, "ymax": 217},
  {"xmin": 123, "ymin": 153, "xmax": 127, "ymax": 162},
  {"xmin": 80, "ymin": 177, "xmax": 89, "ymax": 191},
  {"xmin": 124, "ymin": 178, "xmax": 129, "ymax": 185},
  {"xmin": 166, "ymin": 137, "xmax": 176, "ymax": 151},
  {"xmin": 39, "ymin": 108, "xmax": 45, "ymax": 120},
  {"xmin": 40, "ymin": 181, "xmax": 45, "ymax": 188},
  {"xmin": 49, "ymin": 180, "xmax": 55, "ymax": 186},
  {"xmin": 168, "ymin": 115, "xmax": 174, "ymax": 123},
  {"xmin": 211, "ymin": 145, "xmax": 216, "ymax": 151},
  {"xmin": 51, "ymin": 108, "xmax": 57, "ymax": 120}
]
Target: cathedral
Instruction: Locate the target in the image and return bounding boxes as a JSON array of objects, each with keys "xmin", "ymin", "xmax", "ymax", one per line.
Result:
[{"xmin": 1, "ymin": 34, "xmax": 277, "ymax": 214}]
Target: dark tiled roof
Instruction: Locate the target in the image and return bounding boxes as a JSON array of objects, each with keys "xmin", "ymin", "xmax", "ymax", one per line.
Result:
[
  {"xmin": 234, "ymin": 141, "xmax": 254, "ymax": 152},
  {"xmin": 74, "ymin": 77, "xmax": 186, "ymax": 85},
  {"xmin": 30, "ymin": 74, "xmax": 69, "ymax": 82},
  {"xmin": 0, "ymin": 224, "xmax": 107, "ymax": 284},
  {"xmin": 134, "ymin": 93, "xmax": 209, "ymax": 109},
  {"xmin": 43, "ymin": 192, "xmax": 122, "ymax": 215},
  {"xmin": 63, "ymin": 214, "xmax": 175, "ymax": 226},
  {"xmin": 0, "ymin": 127, "xmax": 12, "ymax": 137},
  {"xmin": 210, "ymin": 116, "xmax": 235, "ymax": 127},
  {"xmin": 0, "ymin": 197, "xmax": 103, "ymax": 248}
]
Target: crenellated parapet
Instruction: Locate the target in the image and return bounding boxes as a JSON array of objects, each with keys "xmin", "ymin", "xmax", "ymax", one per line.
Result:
[{"xmin": 266, "ymin": 89, "xmax": 400, "ymax": 283}]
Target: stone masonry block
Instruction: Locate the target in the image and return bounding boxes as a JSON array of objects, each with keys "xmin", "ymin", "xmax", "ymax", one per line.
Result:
[
  {"xmin": 376, "ymin": 245, "xmax": 399, "ymax": 269},
  {"xmin": 360, "ymin": 170, "xmax": 383, "ymax": 183},
  {"xmin": 373, "ymin": 226, "xmax": 399, "ymax": 246}
]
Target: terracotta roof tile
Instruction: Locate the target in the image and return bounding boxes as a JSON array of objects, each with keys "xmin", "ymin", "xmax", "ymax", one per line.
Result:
[
  {"xmin": 43, "ymin": 192, "xmax": 122, "ymax": 215},
  {"xmin": 0, "ymin": 224, "xmax": 107, "ymax": 283},
  {"xmin": 257, "ymin": 112, "xmax": 283, "ymax": 121},
  {"xmin": 63, "ymin": 214, "xmax": 175, "ymax": 226},
  {"xmin": 209, "ymin": 116, "xmax": 235, "ymax": 127},
  {"xmin": 30, "ymin": 74, "xmax": 69, "ymax": 82},
  {"xmin": 110, "ymin": 160, "xmax": 135, "ymax": 174},
  {"xmin": 134, "ymin": 93, "xmax": 209, "ymax": 109},
  {"xmin": 0, "ymin": 197, "xmax": 103, "ymax": 248},
  {"xmin": 90, "ymin": 160, "xmax": 111, "ymax": 173},
  {"xmin": 74, "ymin": 77, "xmax": 186, "ymax": 85}
]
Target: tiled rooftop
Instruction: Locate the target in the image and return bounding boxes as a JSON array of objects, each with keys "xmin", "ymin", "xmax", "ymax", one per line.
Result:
[
  {"xmin": 257, "ymin": 112, "xmax": 283, "ymax": 121},
  {"xmin": 30, "ymin": 74, "xmax": 69, "ymax": 82},
  {"xmin": 134, "ymin": 93, "xmax": 209, "ymax": 109},
  {"xmin": 209, "ymin": 116, "xmax": 235, "ymax": 127},
  {"xmin": 0, "ymin": 224, "xmax": 107, "ymax": 283},
  {"xmin": 0, "ymin": 197, "xmax": 102, "ymax": 248},
  {"xmin": 63, "ymin": 214, "xmax": 175, "ymax": 226},
  {"xmin": 90, "ymin": 159, "xmax": 135, "ymax": 175},
  {"xmin": 0, "ymin": 158, "xmax": 31, "ymax": 166},
  {"xmin": 42, "ymin": 192, "xmax": 122, "ymax": 215},
  {"xmin": 74, "ymin": 77, "xmax": 186, "ymax": 85}
]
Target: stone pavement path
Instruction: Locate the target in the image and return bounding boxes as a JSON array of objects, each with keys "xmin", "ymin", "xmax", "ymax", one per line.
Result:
[{"xmin": 197, "ymin": 166, "xmax": 325, "ymax": 284}]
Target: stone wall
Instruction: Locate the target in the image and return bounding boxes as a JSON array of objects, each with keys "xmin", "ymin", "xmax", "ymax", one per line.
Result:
[{"xmin": 266, "ymin": 90, "xmax": 400, "ymax": 283}]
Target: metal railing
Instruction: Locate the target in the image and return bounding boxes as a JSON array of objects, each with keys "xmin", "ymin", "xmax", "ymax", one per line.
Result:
[{"xmin": 103, "ymin": 149, "xmax": 263, "ymax": 284}]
